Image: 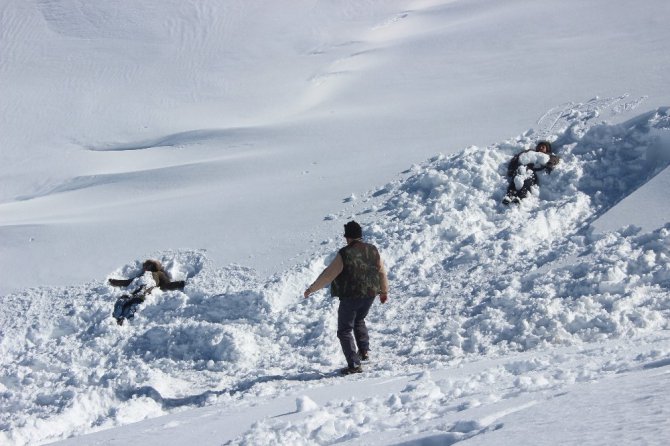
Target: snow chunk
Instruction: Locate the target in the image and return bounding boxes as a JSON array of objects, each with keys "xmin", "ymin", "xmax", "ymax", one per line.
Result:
[
  {"xmin": 518, "ymin": 151, "xmax": 550, "ymax": 167},
  {"xmin": 295, "ymin": 395, "xmax": 319, "ymax": 412}
]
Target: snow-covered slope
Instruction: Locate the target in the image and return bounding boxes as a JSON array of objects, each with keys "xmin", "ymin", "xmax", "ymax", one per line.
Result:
[
  {"xmin": 2, "ymin": 102, "xmax": 670, "ymax": 445},
  {"xmin": 50, "ymin": 339, "xmax": 670, "ymax": 446},
  {"xmin": 2, "ymin": 0, "xmax": 670, "ymax": 444},
  {"xmin": 2, "ymin": 0, "xmax": 670, "ymax": 294}
]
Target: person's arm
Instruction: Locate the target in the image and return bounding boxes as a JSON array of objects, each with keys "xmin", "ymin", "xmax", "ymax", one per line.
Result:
[
  {"xmin": 161, "ymin": 280, "xmax": 186, "ymax": 290},
  {"xmin": 153, "ymin": 270, "xmax": 186, "ymax": 291},
  {"xmin": 378, "ymin": 257, "xmax": 389, "ymax": 303},
  {"xmin": 109, "ymin": 278, "xmax": 134, "ymax": 287},
  {"xmin": 304, "ymin": 254, "xmax": 344, "ymax": 298}
]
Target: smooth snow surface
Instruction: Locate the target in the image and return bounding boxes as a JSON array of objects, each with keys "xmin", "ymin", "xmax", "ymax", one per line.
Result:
[
  {"xmin": 2, "ymin": 0, "xmax": 670, "ymax": 293},
  {"xmin": 1, "ymin": 0, "xmax": 670, "ymax": 445}
]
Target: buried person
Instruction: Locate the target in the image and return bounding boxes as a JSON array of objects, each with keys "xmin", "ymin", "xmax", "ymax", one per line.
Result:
[{"xmin": 108, "ymin": 259, "xmax": 185, "ymax": 325}]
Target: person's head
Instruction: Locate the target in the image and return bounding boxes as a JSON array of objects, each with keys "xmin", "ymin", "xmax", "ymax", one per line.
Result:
[
  {"xmin": 142, "ymin": 259, "xmax": 162, "ymax": 272},
  {"xmin": 535, "ymin": 141, "xmax": 552, "ymax": 154},
  {"xmin": 343, "ymin": 221, "xmax": 363, "ymax": 241}
]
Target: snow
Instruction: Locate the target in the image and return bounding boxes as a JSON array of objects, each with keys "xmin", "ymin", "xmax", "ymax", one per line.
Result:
[
  {"xmin": 1, "ymin": 0, "xmax": 670, "ymax": 445},
  {"xmin": 517, "ymin": 151, "xmax": 550, "ymax": 167}
]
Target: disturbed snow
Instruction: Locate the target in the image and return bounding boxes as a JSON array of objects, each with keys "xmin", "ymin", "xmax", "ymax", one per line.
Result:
[{"xmin": 2, "ymin": 101, "xmax": 670, "ymax": 445}]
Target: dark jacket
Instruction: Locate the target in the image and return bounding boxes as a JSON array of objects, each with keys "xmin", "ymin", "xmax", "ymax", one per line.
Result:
[{"xmin": 331, "ymin": 241, "xmax": 383, "ymax": 299}]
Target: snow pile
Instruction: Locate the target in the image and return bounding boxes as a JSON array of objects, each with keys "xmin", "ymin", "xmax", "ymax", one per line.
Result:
[
  {"xmin": 2, "ymin": 103, "xmax": 670, "ymax": 445},
  {"xmin": 230, "ymin": 338, "xmax": 670, "ymax": 445},
  {"xmin": 351, "ymin": 103, "xmax": 670, "ymax": 359}
]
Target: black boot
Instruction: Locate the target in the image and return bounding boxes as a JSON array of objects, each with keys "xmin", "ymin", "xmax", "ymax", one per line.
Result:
[{"xmin": 340, "ymin": 365, "xmax": 363, "ymax": 375}]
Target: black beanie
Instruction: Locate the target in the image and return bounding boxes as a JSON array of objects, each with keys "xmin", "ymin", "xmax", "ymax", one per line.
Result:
[{"xmin": 344, "ymin": 221, "xmax": 363, "ymax": 239}]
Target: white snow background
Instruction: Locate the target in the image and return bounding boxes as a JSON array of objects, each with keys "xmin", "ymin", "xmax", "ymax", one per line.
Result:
[{"xmin": 1, "ymin": 0, "xmax": 670, "ymax": 444}]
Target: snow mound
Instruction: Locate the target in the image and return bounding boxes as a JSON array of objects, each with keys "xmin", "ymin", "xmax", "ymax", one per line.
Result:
[{"xmin": 2, "ymin": 104, "xmax": 670, "ymax": 445}]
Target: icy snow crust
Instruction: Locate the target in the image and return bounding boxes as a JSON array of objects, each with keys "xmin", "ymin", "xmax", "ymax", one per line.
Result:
[{"xmin": 2, "ymin": 103, "xmax": 670, "ymax": 444}]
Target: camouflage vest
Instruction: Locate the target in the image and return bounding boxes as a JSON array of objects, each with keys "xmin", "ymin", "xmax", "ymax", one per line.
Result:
[{"xmin": 331, "ymin": 240, "xmax": 381, "ymax": 299}]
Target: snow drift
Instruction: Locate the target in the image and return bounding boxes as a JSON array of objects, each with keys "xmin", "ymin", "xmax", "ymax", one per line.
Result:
[{"xmin": 1, "ymin": 101, "xmax": 670, "ymax": 445}]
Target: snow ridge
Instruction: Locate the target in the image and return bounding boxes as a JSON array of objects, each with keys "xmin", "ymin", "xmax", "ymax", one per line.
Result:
[{"xmin": 2, "ymin": 103, "xmax": 670, "ymax": 445}]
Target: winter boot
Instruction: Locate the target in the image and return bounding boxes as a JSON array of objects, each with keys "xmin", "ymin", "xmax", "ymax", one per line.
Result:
[{"xmin": 340, "ymin": 365, "xmax": 363, "ymax": 375}]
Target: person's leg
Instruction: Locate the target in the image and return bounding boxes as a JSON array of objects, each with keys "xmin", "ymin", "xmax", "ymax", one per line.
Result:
[
  {"xmin": 113, "ymin": 296, "xmax": 131, "ymax": 324},
  {"xmin": 122, "ymin": 296, "xmax": 145, "ymax": 321},
  {"xmin": 503, "ymin": 181, "xmax": 518, "ymax": 204},
  {"xmin": 337, "ymin": 299, "xmax": 360, "ymax": 368},
  {"xmin": 517, "ymin": 172, "xmax": 538, "ymax": 199},
  {"xmin": 353, "ymin": 297, "xmax": 375, "ymax": 356},
  {"xmin": 506, "ymin": 181, "xmax": 517, "ymax": 197}
]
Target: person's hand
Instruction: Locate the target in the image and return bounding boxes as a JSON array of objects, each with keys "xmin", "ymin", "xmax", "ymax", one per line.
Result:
[{"xmin": 379, "ymin": 293, "xmax": 388, "ymax": 304}]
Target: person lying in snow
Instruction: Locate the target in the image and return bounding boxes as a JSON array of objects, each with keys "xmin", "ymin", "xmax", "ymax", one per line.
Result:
[
  {"xmin": 502, "ymin": 140, "xmax": 560, "ymax": 205},
  {"xmin": 108, "ymin": 259, "xmax": 185, "ymax": 325}
]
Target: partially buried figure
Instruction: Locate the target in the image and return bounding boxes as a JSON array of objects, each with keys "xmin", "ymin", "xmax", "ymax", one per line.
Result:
[
  {"xmin": 502, "ymin": 141, "xmax": 560, "ymax": 205},
  {"xmin": 108, "ymin": 259, "xmax": 185, "ymax": 325}
]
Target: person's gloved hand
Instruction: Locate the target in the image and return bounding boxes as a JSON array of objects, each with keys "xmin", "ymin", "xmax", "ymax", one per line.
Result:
[{"xmin": 379, "ymin": 293, "xmax": 388, "ymax": 304}]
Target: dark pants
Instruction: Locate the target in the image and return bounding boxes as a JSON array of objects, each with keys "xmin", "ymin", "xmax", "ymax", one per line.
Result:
[
  {"xmin": 337, "ymin": 297, "xmax": 375, "ymax": 368},
  {"xmin": 506, "ymin": 171, "xmax": 538, "ymax": 200},
  {"xmin": 112, "ymin": 295, "xmax": 145, "ymax": 325}
]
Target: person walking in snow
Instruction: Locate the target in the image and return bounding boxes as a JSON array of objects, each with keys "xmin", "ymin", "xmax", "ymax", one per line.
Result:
[
  {"xmin": 502, "ymin": 140, "xmax": 560, "ymax": 205},
  {"xmin": 304, "ymin": 221, "xmax": 389, "ymax": 375},
  {"xmin": 108, "ymin": 259, "xmax": 185, "ymax": 325}
]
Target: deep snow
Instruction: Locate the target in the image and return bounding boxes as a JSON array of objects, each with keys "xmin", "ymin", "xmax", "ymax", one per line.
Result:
[
  {"xmin": 1, "ymin": 0, "xmax": 670, "ymax": 445},
  {"xmin": 2, "ymin": 0, "xmax": 670, "ymax": 294},
  {"xmin": 3, "ymin": 101, "xmax": 670, "ymax": 445}
]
